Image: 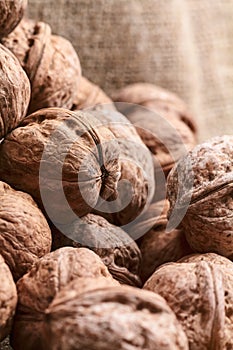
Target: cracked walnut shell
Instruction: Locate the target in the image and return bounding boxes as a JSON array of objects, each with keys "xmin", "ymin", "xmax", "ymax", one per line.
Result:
[
  {"xmin": 144, "ymin": 253, "xmax": 233, "ymax": 350},
  {"xmin": 11, "ymin": 247, "xmax": 117, "ymax": 350},
  {"xmin": 44, "ymin": 285, "xmax": 188, "ymax": 350},
  {"xmin": 0, "ymin": 181, "xmax": 51, "ymax": 281},
  {"xmin": 0, "ymin": 0, "xmax": 27, "ymax": 38},
  {"xmin": 167, "ymin": 135, "xmax": 233, "ymax": 257}
]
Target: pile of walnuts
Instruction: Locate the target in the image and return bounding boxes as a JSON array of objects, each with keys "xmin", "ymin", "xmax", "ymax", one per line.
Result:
[{"xmin": 0, "ymin": 1, "xmax": 233, "ymax": 349}]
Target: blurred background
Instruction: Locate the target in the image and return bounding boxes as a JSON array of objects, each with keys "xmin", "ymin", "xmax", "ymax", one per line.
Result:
[{"xmin": 27, "ymin": 0, "xmax": 233, "ymax": 141}]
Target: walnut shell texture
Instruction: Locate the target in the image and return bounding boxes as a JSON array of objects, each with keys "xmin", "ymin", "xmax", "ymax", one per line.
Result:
[
  {"xmin": 0, "ymin": 0, "xmax": 27, "ymax": 38},
  {"xmin": 0, "ymin": 44, "xmax": 30, "ymax": 139},
  {"xmin": 0, "ymin": 108, "xmax": 121, "ymax": 223},
  {"xmin": 11, "ymin": 247, "xmax": 116, "ymax": 350},
  {"xmin": 0, "ymin": 254, "xmax": 17, "ymax": 342},
  {"xmin": 144, "ymin": 253, "xmax": 233, "ymax": 350},
  {"xmin": 0, "ymin": 181, "xmax": 51, "ymax": 280},
  {"xmin": 2, "ymin": 18, "xmax": 81, "ymax": 113},
  {"xmin": 44, "ymin": 286, "xmax": 188, "ymax": 350},
  {"xmin": 72, "ymin": 76, "xmax": 113, "ymax": 110},
  {"xmin": 167, "ymin": 135, "xmax": 233, "ymax": 257},
  {"xmin": 52, "ymin": 213, "xmax": 142, "ymax": 287}
]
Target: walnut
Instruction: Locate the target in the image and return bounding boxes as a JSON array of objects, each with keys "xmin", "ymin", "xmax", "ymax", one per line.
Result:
[
  {"xmin": 11, "ymin": 247, "xmax": 117, "ymax": 350},
  {"xmin": 87, "ymin": 107, "xmax": 155, "ymax": 226},
  {"xmin": 0, "ymin": 181, "xmax": 51, "ymax": 280},
  {"xmin": 0, "ymin": 0, "xmax": 27, "ymax": 38},
  {"xmin": 44, "ymin": 286, "xmax": 188, "ymax": 350},
  {"xmin": 0, "ymin": 44, "xmax": 30, "ymax": 139},
  {"xmin": 113, "ymin": 83, "xmax": 196, "ymax": 177},
  {"xmin": 167, "ymin": 135, "xmax": 233, "ymax": 257},
  {"xmin": 144, "ymin": 253, "xmax": 233, "ymax": 350},
  {"xmin": 52, "ymin": 213, "xmax": 142, "ymax": 287},
  {"xmin": 0, "ymin": 254, "xmax": 17, "ymax": 342},
  {"xmin": 0, "ymin": 108, "xmax": 121, "ymax": 223},
  {"xmin": 2, "ymin": 18, "xmax": 81, "ymax": 113},
  {"xmin": 72, "ymin": 76, "xmax": 113, "ymax": 110},
  {"xmin": 133, "ymin": 200, "xmax": 192, "ymax": 282}
]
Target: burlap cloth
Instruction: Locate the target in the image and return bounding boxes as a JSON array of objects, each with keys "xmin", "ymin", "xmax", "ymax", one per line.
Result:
[{"xmin": 27, "ymin": 0, "xmax": 233, "ymax": 141}]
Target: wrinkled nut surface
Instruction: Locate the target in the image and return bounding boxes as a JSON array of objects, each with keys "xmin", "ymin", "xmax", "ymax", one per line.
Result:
[
  {"xmin": 72, "ymin": 76, "xmax": 113, "ymax": 110},
  {"xmin": 167, "ymin": 135, "xmax": 233, "ymax": 257},
  {"xmin": 0, "ymin": 181, "xmax": 51, "ymax": 280},
  {"xmin": 11, "ymin": 247, "xmax": 116, "ymax": 350},
  {"xmin": 52, "ymin": 213, "xmax": 142, "ymax": 287},
  {"xmin": 0, "ymin": 0, "xmax": 27, "ymax": 38},
  {"xmin": 0, "ymin": 254, "xmax": 17, "ymax": 342},
  {"xmin": 0, "ymin": 108, "xmax": 121, "ymax": 223},
  {"xmin": 44, "ymin": 286, "xmax": 188, "ymax": 350},
  {"xmin": 144, "ymin": 253, "xmax": 233, "ymax": 350},
  {"xmin": 2, "ymin": 18, "xmax": 81, "ymax": 113},
  {"xmin": 0, "ymin": 44, "xmax": 30, "ymax": 139},
  {"xmin": 89, "ymin": 107, "xmax": 155, "ymax": 226}
]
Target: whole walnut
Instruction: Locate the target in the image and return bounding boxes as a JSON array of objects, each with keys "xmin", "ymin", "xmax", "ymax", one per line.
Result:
[
  {"xmin": 11, "ymin": 247, "xmax": 118, "ymax": 350},
  {"xmin": 0, "ymin": 181, "xmax": 51, "ymax": 280},
  {"xmin": 52, "ymin": 213, "xmax": 142, "ymax": 287},
  {"xmin": 0, "ymin": 44, "xmax": 30, "ymax": 139},
  {"xmin": 144, "ymin": 253, "xmax": 233, "ymax": 350},
  {"xmin": 113, "ymin": 83, "xmax": 196, "ymax": 177},
  {"xmin": 44, "ymin": 286, "xmax": 188, "ymax": 350},
  {"xmin": 167, "ymin": 135, "xmax": 233, "ymax": 257},
  {"xmin": 133, "ymin": 200, "xmax": 192, "ymax": 282},
  {"xmin": 0, "ymin": 0, "xmax": 27, "ymax": 38},
  {"xmin": 0, "ymin": 254, "xmax": 17, "ymax": 342},
  {"xmin": 72, "ymin": 76, "xmax": 113, "ymax": 110},
  {"xmin": 0, "ymin": 108, "xmax": 121, "ymax": 223},
  {"xmin": 2, "ymin": 18, "xmax": 81, "ymax": 113},
  {"xmin": 88, "ymin": 107, "xmax": 155, "ymax": 227}
]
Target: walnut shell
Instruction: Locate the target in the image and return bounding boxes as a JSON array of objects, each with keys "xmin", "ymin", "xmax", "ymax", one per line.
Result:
[
  {"xmin": 44, "ymin": 286, "xmax": 188, "ymax": 350},
  {"xmin": 11, "ymin": 247, "xmax": 117, "ymax": 350},
  {"xmin": 52, "ymin": 213, "xmax": 142, "ymax": 287},
  {"xmin": 0, "ymin": 44, "xmax": 30, "ymax": 139},
  {"xmin": 144, "ymin": 253, "xmax": 233, "ymax": 350},
  {"xmin": 0, "ymin": 181, "xmax": 51, "ymax": 280},
  {"xmin": 167, "ymin": 135, "xmax": 233, "ymax": 257},
  {"xmin": 0, "ymin": 108, "xmax": 121, "ymax": 223},
  {"xmin": 72, "ymin": 76, "xmax": 113, "ymax": 110},
  {"xmin": 0, "ymin": 254, "xmax": 17, "ymax": 341},
  {"xmin": 87, "ymin": 107, "xmax": 155, "ymax": 226},
  {"xmin": 2, "ymin": 18, "xmax": 81, "ymax": 113},
  {"xmin": 112, "ymin": 83, "xmax": 197, "ymax": 133},
  {"xmin": 0, "ymin": 0, "xmax": 27, "ymax": 38}
]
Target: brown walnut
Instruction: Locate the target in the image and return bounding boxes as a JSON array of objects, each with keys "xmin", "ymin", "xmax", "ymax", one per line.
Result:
[
  {"xmin": 167, "ymin": 135, "xmax": 233, "ymax": 257},
  {"xmin": 0, "ymin": 254, "xmax": 17, "ymax": 342},
  {"xmin": 44, "ymin": 285, "xmax": 188, "ymax": 350},
  {"xmin": 0, "ymin": 181, "xmax": 51, "ymax": 280},
  {"xmin": 0, "ymin": 44, "xmax": 30, "ymax": 139},
  {"xmin": 0, "ymin": 0, "xmax": 27, "ymax": 38},
  {"xmin": 0, "ymin": 108, "xmax": 121, "ymax": 223},
  {"xmin": 2, "ymin": 18, "xmax": 81, "ymax": 113},
  {"xmin": 11, "ymin": 247, "xmax": 117, "ymax": 350},
  {"xmin": 52, "ymin": 213, "xmax": 142, "ymax": 287},
  {"xmin": 144, "ymin": 253, "xmax": 233, "ymax": 350}
]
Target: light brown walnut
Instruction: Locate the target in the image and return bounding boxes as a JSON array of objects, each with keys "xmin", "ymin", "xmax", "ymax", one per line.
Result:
[{"xmin": 0, "ymin": 0, "xmax": 27, "ymax": 38}]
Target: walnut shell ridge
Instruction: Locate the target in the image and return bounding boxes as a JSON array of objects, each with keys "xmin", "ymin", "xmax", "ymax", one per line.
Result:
[
  {"xmin": 11, "ymin": 247, "xmax": 116, "ymax": 350},
  {"xmin": 167, "ymin": 135, "xmax": 233, "ymax": 257},
  {"xmin": 0, "ymin": 44, "xmax": 30, "ymax": 139},
  {"xmin": 0, "ymin": 181, "xmax": 51, "ymax": 280},
  {"xmin": 0, "ymin": 0, "xmax": 27, "ymax": 38},
  {"xmin": 44, "ymin": 286, "xmax": 188, "ymax": 350},
  {"xmin": 0, "ymin": 108, "xmax": 121, "ymax": 223},
  {"xmin": 52, "ymin": 213, "xmax": 142, "ymax": 287},
  {"xmin": 0, "ymin": 254, "xmax": 17, "ymax": 342},
  {"xmin": 144, "ymin": 253, "xmax": 233, "ymax": 350},
  {"xmin": 2, "ymin": 18, "xmax": 81, "ymax": 113}
]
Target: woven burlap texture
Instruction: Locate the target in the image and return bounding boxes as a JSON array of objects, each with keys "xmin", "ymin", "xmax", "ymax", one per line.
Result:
[{"xmin": 27, "ymin": 0, "xmax": 233, "ymax": 141}]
